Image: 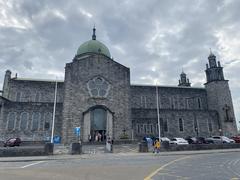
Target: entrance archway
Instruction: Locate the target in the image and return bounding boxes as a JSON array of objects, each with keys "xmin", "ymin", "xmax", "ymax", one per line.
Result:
[
  {"xmin": 90, "ymin": 108, "xmax": 107, "ymax": 142},
  {"xmin": 83, "ymin": 106, "xmax": 113, "ymax": 142}
]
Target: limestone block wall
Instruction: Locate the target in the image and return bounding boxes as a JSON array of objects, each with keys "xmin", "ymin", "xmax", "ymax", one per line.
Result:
[
  {"xmin": 205, "ymin": 81, "xmax": 238, "ymax": 136},
  {"xmin": 130, "ymin": 85, "xmax": 208, "ymax": 110},
  {"xmin": 132, "ymin": 108, "xmax": 219, "ymax": 139},
  {"xmin": 6, "ymin": 79, "xmax": 64, "ymax": 103},
  {"xmin": 0, "ymin": 100, "xmax": 62, "ymax": 141},
  {"xmin": 62, "ymin": 54, "xmax": 131, "ymax": 144}
]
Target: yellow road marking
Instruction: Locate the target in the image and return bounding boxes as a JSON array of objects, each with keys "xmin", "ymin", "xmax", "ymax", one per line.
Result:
[{"xmin": 144, "ymin": 156, "xmax": 191, "ymax": 180}]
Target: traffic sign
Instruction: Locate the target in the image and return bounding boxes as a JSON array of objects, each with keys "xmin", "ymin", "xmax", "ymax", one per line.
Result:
[{"xmin": 75, "ymin": 127, "xmax": 81, "ymax": 136}]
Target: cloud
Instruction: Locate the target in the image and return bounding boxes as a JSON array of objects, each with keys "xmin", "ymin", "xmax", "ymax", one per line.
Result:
[{"xmin": 0, "ymin": 0, "xmax": 239, "ymax": 128}]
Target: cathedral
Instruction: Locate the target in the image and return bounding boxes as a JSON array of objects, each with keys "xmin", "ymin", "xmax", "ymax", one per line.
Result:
[{"xmin": 0, "ymin": 28, "xmax": 238, "ymax": 144}]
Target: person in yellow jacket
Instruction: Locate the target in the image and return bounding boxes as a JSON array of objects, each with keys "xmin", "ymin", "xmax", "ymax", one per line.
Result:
[{"xmin": 154, "ymin": 139, "xmax": 161, "ymax": 153}]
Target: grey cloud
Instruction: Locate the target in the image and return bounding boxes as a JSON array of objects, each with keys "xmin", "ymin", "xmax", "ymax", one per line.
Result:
[{"xmin": 0, "ymin": 0, "xmax": 239, "ymax": 128}]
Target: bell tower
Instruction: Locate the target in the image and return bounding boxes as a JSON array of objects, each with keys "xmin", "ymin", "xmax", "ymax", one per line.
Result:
[
  {"xmin": 204, "ymin": 51, "xmax": 237, "ymax": 136},
  {"xmin": 178, "ymin": 71, "xmax": 191, "ymax": 87}
]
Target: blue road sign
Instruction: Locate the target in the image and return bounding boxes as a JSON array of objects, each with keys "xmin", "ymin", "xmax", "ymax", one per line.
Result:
[{"xmin": 75, "ymin": 127, "xmax": 81, "ymax": 136}]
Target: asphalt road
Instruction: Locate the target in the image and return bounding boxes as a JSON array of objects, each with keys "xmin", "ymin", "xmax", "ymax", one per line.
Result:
[{"xmin": 0, "ymin": 151, "xmax": 240, "ymax": 180}]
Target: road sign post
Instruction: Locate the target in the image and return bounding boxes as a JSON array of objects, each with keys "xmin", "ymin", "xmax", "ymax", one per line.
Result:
[{"xmin": 74, "ymin": 127, "xmax": 81, "ymax": 143}]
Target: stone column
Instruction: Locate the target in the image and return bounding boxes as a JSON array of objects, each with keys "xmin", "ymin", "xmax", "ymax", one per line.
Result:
[
  {"xmin": 83, "ymin": 112, "xmax": 90, "ymax": 142},
  {"xmin": 106, "ymin": 111, "xmax": 113, "ymax": 139}
]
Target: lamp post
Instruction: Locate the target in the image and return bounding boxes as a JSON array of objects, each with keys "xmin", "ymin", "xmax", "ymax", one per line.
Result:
[
  {"xmin": 219, "ymin": 128, "xmax": 222, "ymax": 136},
  {"xmin": 51, "ymin": 79, "xmax": 58, "ymax": 143},
  {"xmin": 156, "ymin": 84, "xmax": 161, "ymax": 141}
]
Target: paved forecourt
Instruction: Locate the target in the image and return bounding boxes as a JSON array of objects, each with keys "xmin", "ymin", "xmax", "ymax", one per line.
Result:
[{"xmin": 0, "ymin": 149, "xmax": 240, "ymax": 180}]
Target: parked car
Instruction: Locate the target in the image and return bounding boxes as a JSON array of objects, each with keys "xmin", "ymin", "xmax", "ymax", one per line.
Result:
[
  {"xmin": 231, "ymin": 136, "xmax": 240, "ymax": 143},
  {"xmin": 3, "ymin": 138, "xmax": 21, "ymax": 147},
  {"xmin": 185, "ymin": 137, "xmax": 207, "ymax": 144},
  {"xmin": 170, "ymin": 138, "xmax": 189, "ymax": 145},
  {"xmin": 160, "ymin": 137, "xmax": 171, "ymax": 143},
  {"xmin": 207, "ymin": 136, "xmax": 235, "ymax": 144}
]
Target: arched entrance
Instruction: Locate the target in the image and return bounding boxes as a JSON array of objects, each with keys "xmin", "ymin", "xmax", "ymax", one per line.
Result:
[
  {"xmin": 83, "ymin": 106, "xmax": 113, "ymax": 142},
  {"xmin": 90, "ymin": 108, "xmax": 106, "ymax": 142}
]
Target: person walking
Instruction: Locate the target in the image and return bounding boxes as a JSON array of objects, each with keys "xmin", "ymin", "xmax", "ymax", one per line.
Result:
[{"xmin": 154, "ymin": 139, "xmax": 161, "ymax": 153}]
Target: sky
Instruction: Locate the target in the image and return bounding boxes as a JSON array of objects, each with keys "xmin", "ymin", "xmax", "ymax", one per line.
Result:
[{"xmin": 0, "ymin": 0, "xmax": 239, "ymax": 129}]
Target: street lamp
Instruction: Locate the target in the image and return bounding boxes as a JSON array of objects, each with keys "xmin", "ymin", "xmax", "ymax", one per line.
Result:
[
  {"xmin": 156, "ymin": 84, "xmax": 161, "ymax": 141},
  {"xmin": 219, "ymin": 128, "xmax": 222, "ymax": 136}
]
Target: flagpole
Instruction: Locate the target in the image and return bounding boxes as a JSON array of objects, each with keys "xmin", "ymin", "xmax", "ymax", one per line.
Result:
[
  {"xmin": 156, "ymin": 83, "xmax": 161, "ymax": 141},
  {"xmin": 51, "ymin": 79, "xmax": 58, "ymax": 143}
]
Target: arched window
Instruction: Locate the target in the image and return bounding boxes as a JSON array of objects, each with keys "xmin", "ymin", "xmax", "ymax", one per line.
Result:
[
  {"xmin": 44, "ymin": 112, "xmax": 52, "ymax": 130},
  {"xmin": 20, "ymin": 112, "xmax": 28, "ymax": 130},
  {"xmin": 35, "ymin": 92, "xmax": 41, "ymax": 102},
  {"xmin": 7, "ymin": 112, "xmax": 16, "ymax": 130},
  {"xmin": 32, "ymin": 112, "xmax": 40, "ymax": 131}
]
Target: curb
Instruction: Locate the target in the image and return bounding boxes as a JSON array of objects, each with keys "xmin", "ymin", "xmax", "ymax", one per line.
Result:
[{"xmin": 0, "ymin": 148, "xmax": 240, "ymax": 162}]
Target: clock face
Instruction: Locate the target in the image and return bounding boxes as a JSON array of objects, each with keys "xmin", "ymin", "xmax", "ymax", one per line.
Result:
[{"xmin": 87, "ymin": 77, "xmax": 110, "ymax": 98}]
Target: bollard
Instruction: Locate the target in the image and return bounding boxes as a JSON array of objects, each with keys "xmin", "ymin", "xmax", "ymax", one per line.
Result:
[
  {"xmin": 70, "ymin": 142, "xmax": 82, "ymax": 155},
  {"xmin": 138, "ymin": 141, "xmax": 148, "ymax": 152},
  {"xmin": 44, "ymin": 143, "xmax": 54, "ymax": 155}
]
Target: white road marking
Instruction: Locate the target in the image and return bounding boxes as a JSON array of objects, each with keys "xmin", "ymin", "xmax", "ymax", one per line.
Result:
[{"xmin": 21, "ymin": 161, "xmax": 45, "ymax": 169}]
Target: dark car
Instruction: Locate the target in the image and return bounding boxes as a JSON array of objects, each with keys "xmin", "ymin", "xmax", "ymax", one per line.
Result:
[
  {"xmin": 185, "ymin": 137, "xmax": 207, "ymax": 144},
  {"xmin": 231, "ymin": 136, "xmax": 240, "ymax": 143},
  {"xmin": 4, "ymin": 138, "xmax": 21, "ymax": 147}
]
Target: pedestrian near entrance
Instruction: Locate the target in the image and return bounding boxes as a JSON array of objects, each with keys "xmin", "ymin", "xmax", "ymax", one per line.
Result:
[
  {"xmin": 88, "ymin": 134, "xmax": 92, "ymax": 142},
  {"xmin": 154, "ymin": 139, "xmax": 160, "ymax": 153}
]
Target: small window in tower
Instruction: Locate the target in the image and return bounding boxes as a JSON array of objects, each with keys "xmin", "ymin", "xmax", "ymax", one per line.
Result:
[{"xmin": 197, "ymin": 98, "xmax": 202, "ymax": 109}]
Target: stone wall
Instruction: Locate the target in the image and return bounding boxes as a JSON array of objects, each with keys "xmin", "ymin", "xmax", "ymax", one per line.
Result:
[
  {"xmin": 205, "ymin": 81, "xmax": 238, "ymax": 136},
  {"xmin": 6, "ymin": 79, "xmax": 64, "ymax": 103},
  {"xmin": 132, "ymin": 108, "xmax": 220, "ymax": 139},
  {"xmin": 62, "ymin": 54, "xmax": 131, "ymax": 144},
  {"xmin": 130, "ymin": 85, "xmax": 208, "ymax": 110},
  {"xmin": 0, "ymin": 100, "xmax": 62, "ymax": 141}
]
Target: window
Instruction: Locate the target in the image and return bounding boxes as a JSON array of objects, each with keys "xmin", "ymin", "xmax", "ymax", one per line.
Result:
[
  {"xmin": 208, "ymin": 119, "xmax": 213, "ymax": 132},
  {"xmin": 35, "ymin": 92, "xmax": 41, "ymax": 102},
  {"xmin": 32, "ymin": 112, "xmax": 40, "ymax": 131},
  {"xmin": 140, "ymin": 96, "xmax": 147, "ymax": 108},
  {"xmin": 194, "ymin": 118, "xmax": 198, "ymax": 132},
  {"xmin": 185, "ymin": 98, "xmax": 190, "ymax": 109},
  {"xmin": 143, "ymin": 124, "xmax": 147, "ymax": 133},
  {"xmin": 87, "ymin": 77, "xmax": 110, "ymax": 98},
  {"xmin": 44, "ymin": 112, "xmax": 52, "ymax": 130},
  {"xmin": 149, "ymin": 124, "xmax": 154, "ymax": 134},
  {"xmin": 136, "ymin": 124, "xmax": 140, "ymax": 134},
  {"xmin": 197, "ymin": 98, "xmax": 202, "ymax": 109},
  {"xmin": 16, "ymin": 92, "xmax": 21, "ymax": 101},
  {"xmin": 7, "ymin": 112, "xmax": 15, "ymax": 130},
  {"xmin": 140, "ymin": 124, "xmax": 144, "ymax": 133},
  {"xmin": 164, "ymin": 119, "xmax": 168, "ymax": 132},
  {"xmin": 179, "ymin": 118, "xmax": 184, "ymax": 132},
  {"xmin": 20, "ymin": 112, "xmax": 28, "ymax": 130}
]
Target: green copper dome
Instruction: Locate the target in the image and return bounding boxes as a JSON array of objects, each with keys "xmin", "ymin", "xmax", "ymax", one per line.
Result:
[{"xmin": 76, "ymin": 27, "xmax": 111, "ymax": 58}]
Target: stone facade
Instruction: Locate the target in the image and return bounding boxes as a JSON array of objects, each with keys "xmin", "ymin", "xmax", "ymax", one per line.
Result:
[{"xmin": 0, "ymin": 32, "xmax": 238, "ymax": 144}]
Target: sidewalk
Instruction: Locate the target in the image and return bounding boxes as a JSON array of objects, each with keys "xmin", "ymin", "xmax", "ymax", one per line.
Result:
[{"xmin": 0, "ymin": 148, "xmax": 240, "ymax": 162}]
